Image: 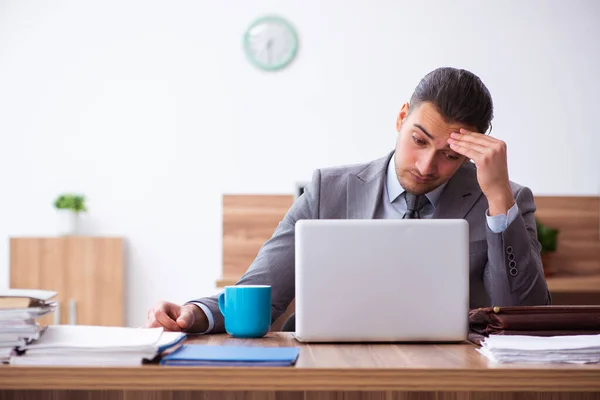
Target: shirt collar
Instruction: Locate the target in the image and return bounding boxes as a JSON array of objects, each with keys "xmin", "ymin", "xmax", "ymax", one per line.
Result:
[{"xmin": 386, "ymin": 154, "xmax": 447, "ymax": 208}]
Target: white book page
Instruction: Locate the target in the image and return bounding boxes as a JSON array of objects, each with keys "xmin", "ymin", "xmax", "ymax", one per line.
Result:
[
  {"xmin": 22, "ymin": 325, "xmax": 164, "ymax": 350},
  {"xmin": 482, "ymin": 334, "xmax": 600, "ymax": 351}
]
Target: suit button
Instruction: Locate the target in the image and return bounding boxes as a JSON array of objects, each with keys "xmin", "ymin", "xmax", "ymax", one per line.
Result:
[
  {"xmin": 506, "ymin": 246, "xmax": 514, "ymax": 254},
  {"xmin": 509, "ymin": 260, "xmax": 517, "ymax": 268},
  {"xmin": 508, "ymin": 253, "xmax": 515, "ymax": 261},
  {"xmin": 510, "ymin": 268, "xmax": 518, "ymax": 276}
]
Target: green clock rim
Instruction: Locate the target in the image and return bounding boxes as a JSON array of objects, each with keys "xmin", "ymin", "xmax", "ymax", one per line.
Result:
[{"xmin": 243, "ymin": 15, "xmax": 299, "ymax": 71}]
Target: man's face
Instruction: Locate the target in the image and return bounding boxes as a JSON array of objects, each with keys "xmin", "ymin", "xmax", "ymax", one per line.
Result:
[{"xmin": 394, "ymin": 101, "xmax": 471, "ymax": 195}]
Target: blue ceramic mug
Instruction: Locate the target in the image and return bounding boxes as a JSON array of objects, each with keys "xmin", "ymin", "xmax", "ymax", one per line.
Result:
[{"xmin": 218, "ymin": 285, "xmax": 271, "ymax": 338}]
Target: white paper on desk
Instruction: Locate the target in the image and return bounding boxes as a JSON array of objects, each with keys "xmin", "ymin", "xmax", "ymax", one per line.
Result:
[
  {"xmin": 478, "ymin": 334, "xmax": 600, "ymax": 364},
  {"xmin": 0, "ymin": 305, "xmax": 56, "ymax": 321},
  {"xmin": 0, "ymin": 289, "xmax": 57, "ymax": 301},
  {"xmin": 482, "ymin": 334, "xmax": 600, "ymax": 351},
  {"xmin": 9, "ymin": 355, "xmax": 146, "ymax": 366},
  {"xmin": 20, "ymin": 325, "xmax": 164, "ymax": 352},
  {"xmin": 478, "ymin": 348, "xmax": 600, "ymax": 364},
  {"xmin": 157, "ymin": 331, "xmax": 186, "ymax": 351}
]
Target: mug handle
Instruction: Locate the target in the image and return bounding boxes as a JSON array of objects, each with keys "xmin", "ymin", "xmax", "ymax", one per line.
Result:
[{"xmin": 218, "ymin": 292, "xmax": 226, "ymax": 316}]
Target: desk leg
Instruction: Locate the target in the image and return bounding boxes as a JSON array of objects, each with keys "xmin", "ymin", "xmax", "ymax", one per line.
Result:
[{"xmin": 0, "ymin": 391, "xmax": 598, "ymax": 399}]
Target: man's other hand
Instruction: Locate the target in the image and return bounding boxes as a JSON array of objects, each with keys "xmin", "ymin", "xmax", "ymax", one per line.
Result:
[{"xmin": 145, "ymin": 301, "xmax": 202, "ymax": 332}]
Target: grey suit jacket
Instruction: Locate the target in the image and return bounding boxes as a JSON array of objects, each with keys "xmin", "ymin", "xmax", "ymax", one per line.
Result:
[{"xmin": 195, "ymin": 151, "xmax": 551, "ymax": 333}]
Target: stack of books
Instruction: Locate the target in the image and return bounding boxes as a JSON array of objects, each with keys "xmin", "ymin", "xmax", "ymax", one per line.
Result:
[
  {"xmin": 0, "ymin": 289, "xmax": 57, "ymax": 363},
  {"xmin": 10, "ymin": 325, "xmax": 186, "ymax": 366}
]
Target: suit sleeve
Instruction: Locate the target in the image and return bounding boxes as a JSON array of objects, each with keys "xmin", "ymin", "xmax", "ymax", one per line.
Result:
[
  {"xmin": 189, "ymin": 169, "xmax": 322, "ymax": 333},
  {"xmin": 483, "ymin": 186, "xmax": 551, "ymax": 306}
]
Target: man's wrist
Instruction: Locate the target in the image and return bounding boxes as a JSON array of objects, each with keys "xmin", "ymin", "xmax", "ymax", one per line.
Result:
[
  {"xmin": 487, "ymin": 188, "xmax": 515, "ymax": 216},
  {"xmin": 183, "ymin": 303, "xmax": 209, "ymax": 333}
]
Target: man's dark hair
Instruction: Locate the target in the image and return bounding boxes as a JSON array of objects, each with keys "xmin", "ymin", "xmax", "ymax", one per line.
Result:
[{"xmin": 409, "ymin": 67, "xmax": 494, "ymax": 134}]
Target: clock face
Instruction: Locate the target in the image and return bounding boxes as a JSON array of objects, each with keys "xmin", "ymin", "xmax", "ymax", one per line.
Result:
[{"xmin": 243, "ymin": 15, "xmax": 298, "ymax": 71}]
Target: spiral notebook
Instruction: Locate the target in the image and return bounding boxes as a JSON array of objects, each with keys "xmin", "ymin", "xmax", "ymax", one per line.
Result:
[{"xmin": 160, "ymin": 344, "xmax": 300, "ymax": 366}]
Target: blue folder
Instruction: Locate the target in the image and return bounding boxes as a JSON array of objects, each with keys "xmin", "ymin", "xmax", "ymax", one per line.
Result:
[{"xmin": 160, "ymin": 344, "xmax": 300, "ymax": 366}]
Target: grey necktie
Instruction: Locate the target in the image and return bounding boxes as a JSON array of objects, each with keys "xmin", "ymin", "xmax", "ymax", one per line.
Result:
[{"xmin": 403, "ymin": 192, "xmax": 429, "ymax": 219}]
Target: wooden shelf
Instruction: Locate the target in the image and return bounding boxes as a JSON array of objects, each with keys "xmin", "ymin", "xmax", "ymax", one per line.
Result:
[
  {"xmin": 218, "ymin": 275, "xmax": 600, "ymax": 293},
  {"xmin": 546, "ymin": 275, "xmax": 600, "ymax": 293},
  {"xmin": 216, "ymin": 277, "xmax": 237, "ymax": 288}
]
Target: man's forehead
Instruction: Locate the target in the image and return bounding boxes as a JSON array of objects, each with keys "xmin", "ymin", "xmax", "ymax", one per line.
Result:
[{"xmin": 409, "ymin": 102, "xmax": 472, "ymax": 134}]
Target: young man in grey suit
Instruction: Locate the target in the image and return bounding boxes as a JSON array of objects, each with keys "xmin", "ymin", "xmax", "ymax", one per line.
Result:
[{"xmin": 146, "ymin": 67, "xmax": 551, "ymax": 334}]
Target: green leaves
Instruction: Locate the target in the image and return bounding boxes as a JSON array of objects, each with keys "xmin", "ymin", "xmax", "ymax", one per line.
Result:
[
  {"xmin": 53, "ymin": 194, "xmax": 87, "ymax": 213},
  {"xmin": 536, "ymin": 218, "xmax": 558, "ymax": 253}
]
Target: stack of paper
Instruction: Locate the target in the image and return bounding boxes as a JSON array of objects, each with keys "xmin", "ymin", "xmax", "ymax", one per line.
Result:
[
  {"xmin": 478, "ymin": 334, "xmax": 600, "ymax": 364},
  {"xmin": 161, "ymin": 344, "xmax": 300, "ymax": 366},
  {"xmin": 0, "ymin": 289, "xmax": 57, "ymax": 362},
  {"xmin": 10, "ymin": 325, "xmax": 186, "ymax": 366}
]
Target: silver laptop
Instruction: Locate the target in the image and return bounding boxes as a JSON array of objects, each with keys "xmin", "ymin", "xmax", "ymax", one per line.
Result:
[{"xmin": 294, "ymin": 219, "xmax": 469, "ymax": 342}]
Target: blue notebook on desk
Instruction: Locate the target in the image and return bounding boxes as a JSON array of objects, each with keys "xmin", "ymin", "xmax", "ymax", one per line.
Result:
[{"xmin": 160, "ymin": 344, "xmax": 300, "ymax": 366}]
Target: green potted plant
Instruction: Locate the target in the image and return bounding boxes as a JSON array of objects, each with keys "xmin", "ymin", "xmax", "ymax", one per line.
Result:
[
  {"xmin": 54, "ymin": 194, "xmax": 87, "ymax": 235},
  {"xmin": 536, "ymin": 218, "xmax": 559, "ymax": 276}
]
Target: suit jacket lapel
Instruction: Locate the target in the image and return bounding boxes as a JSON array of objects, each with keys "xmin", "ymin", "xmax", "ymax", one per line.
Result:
[
  {"xmin": 433, "ymin": 161, "xmax": 483, "ymax": 219},
  {"xmin": 346, "ymin": 152, "xmax": 392, "ymax": 219}
]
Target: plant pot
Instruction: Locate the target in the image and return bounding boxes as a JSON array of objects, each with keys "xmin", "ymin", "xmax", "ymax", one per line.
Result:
[
  {"xmin": 541, "ymin": 252, "xmax": 557, "ymax": 277},
  {"xmin": 57, "ymin": 210, "xmax": 80, "ymax": 236}
]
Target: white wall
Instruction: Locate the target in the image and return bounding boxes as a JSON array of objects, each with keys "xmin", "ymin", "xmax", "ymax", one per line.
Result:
[{"xmin": 1, "ymin": 0, "xmax": 599, "ymax": 327}]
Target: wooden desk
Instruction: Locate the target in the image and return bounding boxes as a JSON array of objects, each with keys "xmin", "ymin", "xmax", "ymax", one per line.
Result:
[{"xmin": 1, "ymin": 333, "xmax": 599, "ymax": 400}]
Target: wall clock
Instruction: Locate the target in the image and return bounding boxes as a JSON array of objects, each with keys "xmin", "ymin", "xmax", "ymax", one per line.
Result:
[{"xmin": 243, "ymin": 15, "xmax": 299, "ymax": 71}]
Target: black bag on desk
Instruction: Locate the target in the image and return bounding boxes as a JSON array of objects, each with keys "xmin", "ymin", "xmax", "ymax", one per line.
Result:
[{"xmin": 468, "ymin": 305, "xmax": 600, "ymax": 345}]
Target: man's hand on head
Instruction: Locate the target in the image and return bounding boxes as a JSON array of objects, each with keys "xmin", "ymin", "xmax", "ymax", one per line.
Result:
[{"xmin": 447, "ymin": 128, "xmax": 514, "ymax": 215}]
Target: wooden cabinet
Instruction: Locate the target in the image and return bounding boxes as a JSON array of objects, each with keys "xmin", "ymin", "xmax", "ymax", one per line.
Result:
[{"xmin": 9, "ymin": 237, "xmax": 124, "ymax": 327}]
